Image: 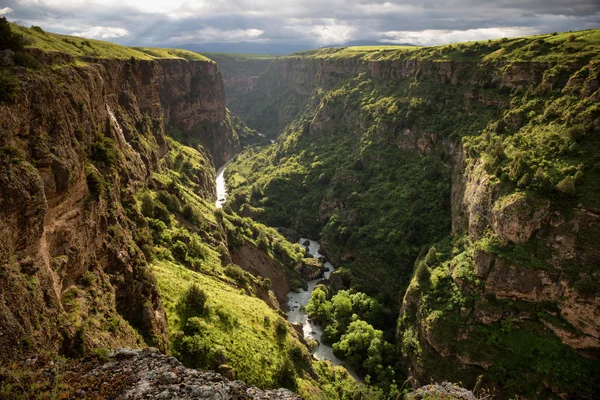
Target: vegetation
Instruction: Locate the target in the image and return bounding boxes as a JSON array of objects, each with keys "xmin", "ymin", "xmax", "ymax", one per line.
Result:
[
  {"xmin": 5, "ymin": 20, "xmax": 212, "ymax": 62},
  {"xmin": 226, "ymin": 28, "xmax": 600, "ymax": 397}
]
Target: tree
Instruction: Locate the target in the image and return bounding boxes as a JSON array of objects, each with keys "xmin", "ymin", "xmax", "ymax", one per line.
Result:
[{"xmin": 0, "ymin": 17, "xmax": 26, "ymax": 52}]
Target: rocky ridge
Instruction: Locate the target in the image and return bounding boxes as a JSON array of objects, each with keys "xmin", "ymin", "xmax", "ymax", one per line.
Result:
[{"xmin": 78, "ymin": 348, "xmax": 301, "ymax": 399}]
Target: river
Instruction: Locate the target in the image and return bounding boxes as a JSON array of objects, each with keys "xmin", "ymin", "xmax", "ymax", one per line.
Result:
[
  {"xmin": 287, "ymin": 239, "xmax": 359, "ymax": 380},
  {"xmin": 215, "ymin": 166, "xmax": 227, "ymax": 209},
  {"xmin": 214, "ymin": 166, "xmax": 358, "ymax": 379}
]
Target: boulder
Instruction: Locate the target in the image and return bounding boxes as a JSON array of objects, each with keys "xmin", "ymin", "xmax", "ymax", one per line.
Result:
[{"xmin": 0, "ymin": 50, "xmax": 15, "ymax": 67}]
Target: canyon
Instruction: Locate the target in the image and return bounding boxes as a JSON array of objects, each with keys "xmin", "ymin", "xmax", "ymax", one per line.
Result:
[{"xmin": 1, "ymin": 21, "xmax": 599, "ymax": 400}]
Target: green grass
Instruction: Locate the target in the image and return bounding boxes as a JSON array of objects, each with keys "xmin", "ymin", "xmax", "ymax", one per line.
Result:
[
  {"xmin": 284, "ymin": 29, "xmax": 600, "ymax": 63},
  {"xmin": 152, "ymin": 259, "xmax": 294, "ymax": 387},
  {"xmin": 10, "ymin": 22, "xmax": 212, "ymax": 61}
]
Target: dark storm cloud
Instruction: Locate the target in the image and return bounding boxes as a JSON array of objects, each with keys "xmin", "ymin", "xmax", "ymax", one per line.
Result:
[{"xmin": 3, "ymin": 0, "xmax": 600, "ymax": 46}]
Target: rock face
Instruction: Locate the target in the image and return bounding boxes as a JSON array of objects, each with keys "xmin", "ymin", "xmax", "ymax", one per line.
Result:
[
  {"xmin": 67, "ymin": 348, "xmax": 301, "ymax": 399},
  {"xmin": 231, "ymin": 43, "xmax": 600, "ymax": 398},
  {"xmin": 0, "ymin": 52, "xmax": 237, "ymax": 360},
  {"xmin": 405, "ymin": 382, "xmax": 477, "ymax": 400}
]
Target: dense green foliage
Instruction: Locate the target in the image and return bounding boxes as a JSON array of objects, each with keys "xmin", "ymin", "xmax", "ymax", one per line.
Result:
[
  {"xmin": 133, "ymin": 133, "xmax": 379, "ymax": 398},
  {"xmin": 399, "ymin": 241, "xmax": 600, "ymax": 399},
  {"xmin": 306, "ymin": 288, "xmax": 399, "ymax": 388},
  {"xmin": 226, "ymin": 28, "xmax": 600, "ymax": 397}
]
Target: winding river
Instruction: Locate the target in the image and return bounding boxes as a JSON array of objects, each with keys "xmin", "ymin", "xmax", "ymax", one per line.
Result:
[
  {"xmin": 214, "ymin": 166, "xmax": 358, "ymax": 379},
  {"xmin": 215, "ymin": 166, "xmax": 227, "ymax": 209}
]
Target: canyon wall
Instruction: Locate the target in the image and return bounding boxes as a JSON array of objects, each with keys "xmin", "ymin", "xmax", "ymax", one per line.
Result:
[
  {"xmin": 0, "ymin": 52, "xmax": 236, "ymax": 359},
  {"xmin": 229, "ymin": 41, "xmax": 600, "ymax": 398}
]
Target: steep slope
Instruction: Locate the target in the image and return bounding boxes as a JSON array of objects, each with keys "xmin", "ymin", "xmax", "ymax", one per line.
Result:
[
  {"xmin": 225, "ymin": 29, "xmax": 600, "ymax": 398},
  {"xmin": 0, "ymin": 23, "xmax": 380, "ymax": 400},
  {"xmin": 0, "ymin": 24, "xmax": 242, "ymax": 359}
]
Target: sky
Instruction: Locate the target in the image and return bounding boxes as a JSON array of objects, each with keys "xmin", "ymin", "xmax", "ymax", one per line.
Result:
[{"xmin": 1, "ymin": 0, "xmax": 599, "ymax": 48}]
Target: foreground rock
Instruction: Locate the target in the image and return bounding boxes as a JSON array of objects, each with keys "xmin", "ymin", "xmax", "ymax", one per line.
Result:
[
  {"xmin": 406, "ymin": 382, "xmax": 478, "ymax": 400},
  {"xmin": 79, "ymin": 348, "xmax": 301, "ymax": 399}
]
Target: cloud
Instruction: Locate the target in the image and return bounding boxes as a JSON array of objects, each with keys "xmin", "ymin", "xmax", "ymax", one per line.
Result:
[
  {"xmin": 168, "ymin": 28, "xmax": 265, "ymax": 44},
  {"xmin": 0, "ymin": 7, "xmax": 13, "ymax": 15},
  {"xmin": 72, "ymin": 26, "xmax": 129, "ymax": 39},
  {"xmin": 3, "ymin": 0, "xmax": 600, "ymax": 47},
  {"xmin": 381, "ymin": 27, "xmax": 540, "ymax": 46}
]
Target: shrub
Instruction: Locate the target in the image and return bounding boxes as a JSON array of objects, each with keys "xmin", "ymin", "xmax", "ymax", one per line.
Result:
[
  {"xmin": 275, "ymin": 317, "xmax": 288, "ymax": 338},
  {"xmin": 0, "ymin": 17, "xmax": 25, "ymax": 52},
  {"xmin": 14, "ymin": 51, "xmax": 40, "ymax": 69},
  {"xmin": 574, "ymin": 275, "xmax": 597, "ymax": 298},
  {"xmin": 157, "ymin": 190, "xmax": 181, "ymax": 213},
  {"xmin": 0, "ymin": 72, "xmax": 20, "ymax": 105},
  {"xmin": 171, "ymin": 240, "xmax": 188, "ymax": 263},
  {"xmin": 415, "ymin": 261, "xmax": 430, "ymax": 283},
  {"xmin": 274, "ymin": 358, "xmax": 297, "ymax": 390},
  {"xmin": 91, "ymin": 135, "xmax": 118, "ymax": 166},
  {"xmin": 178, "ymin": 333, "xmax": 225, "ymax": 370},
  {"xmin": 223, "ymin": 264, "xmax": 248, "ymax": 286},
  {"xmin": 85, "ymin": 164, "xmax": 105, "ymax": 200},
  {"xmin": 140, "ymin": 193, "xmax": 154, "ymax": 217},
  {"xmin": 555, "ymin": 176, "xmax": 576, "ymax": 196},
  {"xmin": 180, "ymin": 284, "xmax": 207, "ymax": 316},
  {"xmin": 153, "ymin": 201, "xmax": 171, "ymax": 224},
  {"xmin": 31, "ymin": 25, "xmax": 45, "ymax": 34}
]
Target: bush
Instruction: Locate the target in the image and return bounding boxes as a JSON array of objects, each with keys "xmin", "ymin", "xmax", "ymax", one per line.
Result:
[
  {"xmin": 180, "ymin": 284, "xmax": 207, "ymax": 316},
  {"xmin": 555, "ymin": 176, "xmax": 576, "ymax": 196},
  {"xmin": 223, "ymin": 264, "xmax": 248, "ymax": 286},
  {"xmin": 153, "ymin": 201, "xmax": 171, "ymax": 224},
  {"xmin": 172, "ymin": 240, "xmax": 188, "ymax": 263},
  {"xmin": 275, "ymin": 317, "xmax": 288, "ymax": 338},
  {"xmin": 14, "ymin": 51, "xmax": 40, "ymax": 69},
  {"xmin": 0, "ymin": 17, "xmax": 25, "ymax": 52},
  {"xmin": 0, "ymin": 72, "xmax": 20, "ymax": 104},
  {"xmin": 177, "ymin": 333, "xmax": 225, "ymax": 370},
  {"xmin": 157, "ymin": 190, "xmax": 181, "ymax": 213},
  {"xmin": 91, "ymin": 135, "xmax": 118, "ymax": 166},
  {"xmin": 30, "ymin": 25, "xmax": 45, "ymax": 34},
  {"xmin": 140, "ymin": 193, "xmax": 155, "ymax": 217},
  {"xmin": 85, "ymin": 164, "xmax": 105, "ymax": 200},
  {"xmin": 274, "ymin": 358, "xmax": 297, "ymax": 390}
]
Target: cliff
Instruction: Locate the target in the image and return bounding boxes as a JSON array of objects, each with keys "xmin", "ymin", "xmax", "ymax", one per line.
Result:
[
  {"xmin": 0, "ymin": 46, "xmax": 238, "ymax": 360},
  {"xmin": 225, "ymin": 29, "xmax": 600, "ymax": 398}
]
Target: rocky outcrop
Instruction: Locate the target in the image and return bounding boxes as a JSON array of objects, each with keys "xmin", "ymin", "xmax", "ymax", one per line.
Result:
[
  {"xmin": 0, "ymin": 52, "xmax": 235, "ymax": 360},
  {"xmin": 231, "ymin": 243, "xmax": 290, "ymax": 307},
  {"xmin": 33, "ymin": 347, "xmax": 301, "ymax": 399},
  {"xmin": 406, "ymin": 382, "xmax": 477, "ymax": 400}
]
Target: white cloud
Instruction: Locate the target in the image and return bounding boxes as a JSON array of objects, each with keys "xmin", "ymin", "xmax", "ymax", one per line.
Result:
[
  {"xmin": 169, "ymin": 28, "xmax": 265, "ymax": 44},
  {"xmin": 381, "ymin": 27, "xmax": 540, "ymax": 45},
  {"xmin": 0, "ymin": 7, "xmax": 13, "ymax": 15},
  {"xmin": 72, "ymin": 26, "xmax": 129, "ymax": 39}
]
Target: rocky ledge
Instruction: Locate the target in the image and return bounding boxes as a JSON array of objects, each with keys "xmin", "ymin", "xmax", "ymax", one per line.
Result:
[
  {"xmin": 405, "ymin": 382, "xmax": 479, "ymax": 400},
  {"xmin": 75, "ymin": 348, "xmax": 301, "ymax": 399}
]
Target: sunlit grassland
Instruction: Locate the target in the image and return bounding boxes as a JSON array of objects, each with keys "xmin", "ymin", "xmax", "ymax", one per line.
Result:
[{"xmin": 10, "ymin": 23, "xmax": 212, "ymax": 61}]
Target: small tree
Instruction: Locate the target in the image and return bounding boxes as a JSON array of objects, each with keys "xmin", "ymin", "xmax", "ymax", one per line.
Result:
[{"xmin": 556, "ymin": 176, "xmax": 576, "ymax": 196}]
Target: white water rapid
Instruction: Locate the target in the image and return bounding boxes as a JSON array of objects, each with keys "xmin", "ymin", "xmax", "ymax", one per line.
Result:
[
  {"xmin": 286, "ymin": 239, "xmax": 360, "ymax": 380},
  {"xmin": 215, "ymin": 166, "xmax": 227, "ymax": 209},
  {"xmin": 213, "ymin": 169, "xmax": 358, "ymax": 380}
]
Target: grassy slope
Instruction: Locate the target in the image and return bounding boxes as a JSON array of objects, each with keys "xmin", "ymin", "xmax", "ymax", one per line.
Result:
[
  {"xmin": 225, "ymin": 28, "xmax": 600, "ymax": 397},
  {"xmin": 285, "ymin": 29, "xmax": 600, "ymax": 63},
  {"xmin": 11, "ymin": 23, "xmax": 211, "ymax": 61},
  {"xmin": 132, "ymin": 133, "xmax": 371, "ymax": 398}
]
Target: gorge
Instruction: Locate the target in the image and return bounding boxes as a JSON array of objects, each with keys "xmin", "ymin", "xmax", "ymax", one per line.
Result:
[{"xmin": 0, "ymin": 20, "xmax": 599, "ymax": 400}]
